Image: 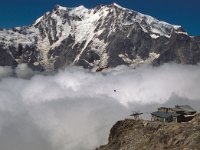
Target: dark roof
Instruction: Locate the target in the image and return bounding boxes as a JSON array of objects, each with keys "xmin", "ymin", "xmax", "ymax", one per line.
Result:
[
  {"xmin": 171, "ymin": 107, "xmax": 184, "ymax": 112},
  {"xmin": 130, "ymin": 112, "xmax": 143, "ymax": 116},
  {"xmin": 158, "ymin": 107, "xmax": 170, "ymax": 109},
  {"xmin": 175, "ymin": 105, "xmax": 196, "ymax": 113},
  {"xmin": 151, "ymin": 111, "xmax": 180, "ymax": 118}
]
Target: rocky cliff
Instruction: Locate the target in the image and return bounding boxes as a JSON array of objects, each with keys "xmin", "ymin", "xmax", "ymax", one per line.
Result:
[
  {"xmin": 0, "ymin": 3, "xmax": 200, "ymax": 71},
  {"xmin": 97, "ymin": 114, "xmax": 200, "ymax": 150}
]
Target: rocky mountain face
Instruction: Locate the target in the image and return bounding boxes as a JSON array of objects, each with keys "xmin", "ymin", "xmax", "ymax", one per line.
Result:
[
  {"xmin": 0, "ymin": 3, "xmax": 200, "ymax": 71},
  {"xmin": 97, "ymin": 114, "xmax": 200, "ymax": 150}
]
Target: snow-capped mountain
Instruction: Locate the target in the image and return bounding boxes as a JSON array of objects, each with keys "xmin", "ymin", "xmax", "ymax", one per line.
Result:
[{"xmin": 0, "ymin": 3, "xmax": 200, "ymax": 71}]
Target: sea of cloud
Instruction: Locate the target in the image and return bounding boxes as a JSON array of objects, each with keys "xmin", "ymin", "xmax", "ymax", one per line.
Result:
[{"xmin": 0, "ymin": 63, "xmax": 200, "ymax": 150}]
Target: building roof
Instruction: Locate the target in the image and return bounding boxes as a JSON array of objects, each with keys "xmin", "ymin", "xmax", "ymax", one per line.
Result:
[
  {"xmin": 151, "ymin": 111, "xmax": 180, "ymax": 118},
  {"xmin": 171, "ymin": 107, "xmax": 184, "ymax": 112},
  {"xmin": 175, "ymin": 105, "xmax": 196, "ymax": 113},
  {"xmin": 130, "ymin": 112, "xmax": 143, "ymax": 116}
]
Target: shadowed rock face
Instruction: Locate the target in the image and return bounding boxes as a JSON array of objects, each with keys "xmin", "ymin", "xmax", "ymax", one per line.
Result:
[
  {"xmin": 0, "ymin": 3, "xmax": 200, "ymax": 71},
  {"xmin": 97, "ymin": 114, "xmax": 200, "ymax": 150}
]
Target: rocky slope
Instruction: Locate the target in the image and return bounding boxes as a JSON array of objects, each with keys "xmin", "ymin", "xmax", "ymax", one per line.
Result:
[
  {"xmin": 0, "ymin": 3, "xmax": 200, "ymax": 71},
  {"xmin": 97, "ymin": 114, "xmax": 200, "ymax": 150}
]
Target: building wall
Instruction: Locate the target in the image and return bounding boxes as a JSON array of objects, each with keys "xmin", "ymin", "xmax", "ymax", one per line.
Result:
[
  {"xmin": 151, "ymin": 115, "xmax": 175, "ymax": 123},
  {"xmin": 173, "ymin": 117, "xmax": 177, "ymax": 122},
  {"xmin": 184, "ymin": 115, "xmax": 195, "ymax": 122},
  {"xmin": 158, "ymin": 107, "xmax": 174, "ymax": 113}
]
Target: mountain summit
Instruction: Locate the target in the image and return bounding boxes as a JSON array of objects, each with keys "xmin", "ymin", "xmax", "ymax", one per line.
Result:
[{"xmin": 0, "ymin": 3, "xmax": 199, "ymax": 71}]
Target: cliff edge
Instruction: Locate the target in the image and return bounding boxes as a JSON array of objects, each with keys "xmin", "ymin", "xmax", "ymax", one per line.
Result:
[{"xmin": 98, "ymin": 114, "xmax": 200, "ymax": 150}]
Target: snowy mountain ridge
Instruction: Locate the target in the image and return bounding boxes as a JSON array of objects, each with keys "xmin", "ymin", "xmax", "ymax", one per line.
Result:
[{"xmin": 0, "ymin": 3, "xmax": 199, "ymax": 71}]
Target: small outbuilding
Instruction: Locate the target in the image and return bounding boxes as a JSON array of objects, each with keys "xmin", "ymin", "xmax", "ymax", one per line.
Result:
[
  {"xmin": 130, "ymin": 112, "xmax": 143, "ymax": 120},
  {"xmin": 174, "ymin": 105, "xmax": 197, "ymax": 122}
]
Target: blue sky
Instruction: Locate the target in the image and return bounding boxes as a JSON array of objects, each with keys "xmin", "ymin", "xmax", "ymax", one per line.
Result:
[{"xmin": 0, "ymin": 0, "xmax": 200, "ymax": 36}]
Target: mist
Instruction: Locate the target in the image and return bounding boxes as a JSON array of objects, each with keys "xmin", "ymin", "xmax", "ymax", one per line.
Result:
[{"xmin": 0, "ymin": 63, "xmax": 200, "ymax": 150}]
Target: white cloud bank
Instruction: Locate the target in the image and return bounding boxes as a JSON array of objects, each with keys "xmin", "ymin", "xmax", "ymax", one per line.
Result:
[{"xmin": 0, "ymin": 63, "xmax": 200, "ymax": 150}]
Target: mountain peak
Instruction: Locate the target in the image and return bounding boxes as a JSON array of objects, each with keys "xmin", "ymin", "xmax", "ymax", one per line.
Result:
[
  {"xmin": 111, "ymin": 3, "xmax": 126, "ymax": 9},
  {"xmin": 0, "ymin": 3, "xmax": 199, "ymax": 72},
  {"xmin": 54, "ymin": 4, "xmax": 67, "ymax": 11},
  {"xmin": 70, "ymin": 5, "xmax": 88, "ymax": 13}
]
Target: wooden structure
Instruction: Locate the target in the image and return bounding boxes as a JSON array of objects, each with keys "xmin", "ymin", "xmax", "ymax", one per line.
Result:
[
  {"xmin": 130, "ymin": 112, "xmax": 143, "ymax": 120},
  {"xmin": 151, "ymin": 105, "xmax": 197, "ymax": 123}
]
